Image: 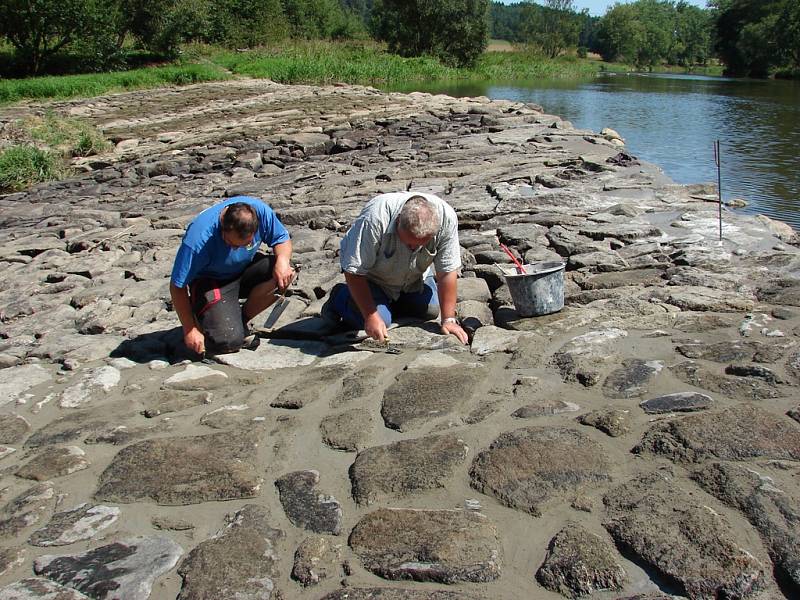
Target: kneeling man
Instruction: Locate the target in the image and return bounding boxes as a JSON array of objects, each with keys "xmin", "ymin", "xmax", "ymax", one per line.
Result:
[
  {"xmin": 170, "ymin": 197, "xmax": 293, "ymax": 355},
  {"xmin": 327, "ymin": 192, "xmax": 467, "ymax": 344}
]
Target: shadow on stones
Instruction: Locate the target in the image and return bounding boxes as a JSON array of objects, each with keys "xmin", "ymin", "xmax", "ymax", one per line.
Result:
[
  {"xmin": 608, "ymin": 538, "xmax": 687, "ymax": 599},
  {"xmin": 110, "ymin": 327, "xmax": 192, "ymax": 363},
  {"xmin": 775, "ymin": 564, "xmax": 799, "ymax": 599}
]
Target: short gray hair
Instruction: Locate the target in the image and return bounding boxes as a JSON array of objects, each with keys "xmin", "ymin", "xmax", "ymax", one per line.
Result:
[{"xmin": 397, "ymin": 196, "xmax": 440, "ymax": 238}]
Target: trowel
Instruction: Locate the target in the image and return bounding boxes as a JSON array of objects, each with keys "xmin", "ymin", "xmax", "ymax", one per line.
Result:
[{"xmin": 261, "ymin": 265, "xmax": 300, "ymax": 330}]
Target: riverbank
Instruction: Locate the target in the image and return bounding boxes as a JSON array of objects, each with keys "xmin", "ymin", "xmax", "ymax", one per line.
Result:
[
  {"xmin": 0, "ymin": 41, "xmax": 641, "ymax": 107},
  {"xmin": 0, "ymin": 79, "xmax": 798, "ymax": 599}
]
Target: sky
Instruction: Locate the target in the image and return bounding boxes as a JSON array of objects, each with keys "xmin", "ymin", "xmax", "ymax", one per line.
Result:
[{"xmin": 499, "ymin": 0, "xmax": 708, "ymax": 17}]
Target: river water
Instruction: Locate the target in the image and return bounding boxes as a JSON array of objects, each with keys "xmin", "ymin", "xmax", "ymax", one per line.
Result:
[{"xmin": 384, "ymin": 74, "xmax": 800, "ymax": 230}]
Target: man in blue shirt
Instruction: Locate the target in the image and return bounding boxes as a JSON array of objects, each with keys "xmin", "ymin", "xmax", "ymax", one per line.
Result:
[{"xmin": 170, "ymin": 197, "xmax": 293, "ymax": 354}]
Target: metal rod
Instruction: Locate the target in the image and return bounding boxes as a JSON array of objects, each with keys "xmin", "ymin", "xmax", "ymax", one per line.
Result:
[{"xmin": 714, "ymin": 140, "xmax": 722, "ymax": 241}]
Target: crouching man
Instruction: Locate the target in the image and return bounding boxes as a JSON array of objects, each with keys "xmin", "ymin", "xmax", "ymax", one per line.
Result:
[
  {"xmin": 170, "ymin": 197, "xmax": 294, "ymax": 355},
  {"xmin": 325, "ymin": 192, "xmax": 468, "ymax": 344}
]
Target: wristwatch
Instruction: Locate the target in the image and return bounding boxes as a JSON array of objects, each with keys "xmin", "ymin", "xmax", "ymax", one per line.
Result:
[{"xmin": 441, "ymin": 316, "xmax": 459, "ymax": 326}]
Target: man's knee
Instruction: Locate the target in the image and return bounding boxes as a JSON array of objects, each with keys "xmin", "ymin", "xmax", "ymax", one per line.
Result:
[
  {"xmin": 205, "ymin": 327, "xmax": 245, "ymax": 353},
  {"xmin": 201, "ymin": 308, "xmax": 247, "ymax": 353}
]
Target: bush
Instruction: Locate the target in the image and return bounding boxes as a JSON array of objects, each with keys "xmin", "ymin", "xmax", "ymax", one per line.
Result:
[
  {"xmin": 0, "ymin": 146, "xmax": 65, "ymax": 192},
  {"xmin": 373, "ymin": 0, "xmax": 490, "ymax": 67}
]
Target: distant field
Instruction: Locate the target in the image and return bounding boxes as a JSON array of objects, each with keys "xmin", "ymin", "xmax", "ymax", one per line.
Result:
[{"xmin": 487, "ymin": 39, "xmax": 515, "ymax": 52}]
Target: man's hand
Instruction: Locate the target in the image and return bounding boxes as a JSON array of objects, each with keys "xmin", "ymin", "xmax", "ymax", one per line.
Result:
[
  {"xmin": 184, "ymin": 327, "xmax": 206, "ymax": 355},
  {"xmin": 441, "ymin": 320, "xmax": 468, "ymax": 345},
  {"xmin": 364, "ymin": 312, "xmax": 388, "ymax": 343},
  {"xmin": 273, "ymin": 257, "xmax": 295, "ymax": 291}
]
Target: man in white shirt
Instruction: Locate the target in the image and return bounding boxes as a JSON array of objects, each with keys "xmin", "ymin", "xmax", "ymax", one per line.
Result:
[{"xmin": 326, "ymin": 192, "xmax": 468, "ymax": 344}]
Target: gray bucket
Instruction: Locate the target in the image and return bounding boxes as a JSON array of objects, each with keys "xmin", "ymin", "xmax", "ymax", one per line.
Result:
[{"xmin": 504, "ymin": 261, "xmax": 565, "ymax": 317}]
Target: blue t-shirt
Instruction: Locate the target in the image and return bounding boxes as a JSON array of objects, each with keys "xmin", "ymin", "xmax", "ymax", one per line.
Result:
[{"xmin": 170, "ymin": 197, "xmax": 290, "ymax": 288}]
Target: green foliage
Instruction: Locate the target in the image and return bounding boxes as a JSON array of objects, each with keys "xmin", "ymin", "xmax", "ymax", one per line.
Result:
[
  {"xmin": 0, "ymin": 145, "xmax": 65, "ymax": 192},
  {"xmin": 712, "ymin": 0, "xmax": 799, "ymax": 77},
  {"xmin": 0, "ymin": 64, "xmax": 229, "ymax": 105},
  {"xmin": 0, "ymin": 0, "xmax": 91, "ymax": 74},
  {"xmin": 520, "ymin": 0, "xmax": 582, "ymax": 59},
  {"xmin": 596, "ymin": 0, "xmax": 714, "ymax": 69},
  {"xmin": 373, "ymin": 0, "xmax": 490, "ymax": 67}
]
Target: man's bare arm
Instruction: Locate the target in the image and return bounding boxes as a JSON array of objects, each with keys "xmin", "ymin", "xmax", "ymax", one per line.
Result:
[{"xmin": 170, "ymin": 283, "xmax": 205, "ymax": 353}]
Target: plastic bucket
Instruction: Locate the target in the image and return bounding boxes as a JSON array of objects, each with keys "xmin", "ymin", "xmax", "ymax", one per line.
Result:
[{"xmin": 504, "ymin": 261, "xmax": 565, "ymax": 317}]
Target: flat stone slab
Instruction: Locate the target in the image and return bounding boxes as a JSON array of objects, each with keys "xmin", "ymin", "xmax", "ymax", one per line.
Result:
[
  {"xmin": 33, "ymin": 536, "xmax": 183, "ymax": 600},
  {"xmin": 0, "ymin": 578, "xmax": 91, "ymax": 599},
  {"xmin": 604, "ymin": 471, "xmax": 765, "ymax": 600},
  {"xmin": 59, "ymin": 366, "xmax": 121, "ymax": 408},
  {"xmin": 177, "ymin": 505, "xmax": 283, "ymax": 600},
  {"xmin": 349, "ymin": 508, "xmax": 501, "ymax": 584},
  {"xmin": 23, "ymin": 409, "xmax": 111, "ymax": 449},
  {"xmin": 162, "ymin": 364, "xmax": 228, "ymax": 390},
  {"xmin": 95, "ymin": 431, "xmax": 262, "ymax": 505},
  {"xmin": 319, "ymin": 408, "xmax": 373, "ymax": 452},
  {"xmin": 670, "ymin": 361, "xmax": 781, "ymax": 401},
  {"xmin": 512, "ymin": 400, "xmax": 580, "ymax": 418},
  {"xmin": 676, "ymin": 340, "xmax": 767, "ymax": 363},
  {"xmin": 215, "ymin": 339, "xmax": 328, "ymax": 370},
  {"xmin": 274, "ymin": 470, "xmax": 342, "ymax": 535},
  {"xmin": 470, "ymin": 325, "xmax": 532, "ymax": 356},
  {"xmin": 333, "ymin": 366, "xmax": 387, "ymax": 406},
  {"xmin": 0, "ymin": 484, "xmax": 55, "ymax": 540},
  {"xmin": 0, "ymin": 365, "xmax": 51, "ymax": 407},
  {"xmin": 469, "ymin": 426, "xmax": 611, "ymax": 516},
  {"xmin": 29, "ymin": 504, "xmax": 120, "ymax": 547},
  {"xmin": 141, "ymin": 390, "xmax": 211, "ymax": 417},
  {"xmin": 552, "ymin": 328, "xmax": 627, "ymax": 386},
  {"xmin": 656, "ymin": 285, "xmax": 755, "ymax": 312},
  {"xmin": 535, "ymin": 525, "xmax": 626, "ymax": 598},
  {"xmin": 15, "ymin": 447, "xmax": 89, "ymax": 481},
  {"xmin": 291, "ymin": 536, "xmax": 341, "ymax": 587},
  {"xmin": 692, "ymin": 462, "xmax": 800, "ymax": 591},
  {"xmin": 0, "ymin": 547, "xmax": 24, "ymax": 578},
  {"xmin": 635, "ymin": 404, "xmax": 800, "ymax": 463},
  {"xmin": 350, "ymin": 434, "xmax": 468, "ymax": 505},
  {"xmin": 0, "ymin": 415, "xmax": 30, "ymax": 444},
  {"xmin": 381, "ymin": 366, "xmax": 483, "ymax": 432},
  {"xmin": 601, "ymin": 359, "xmax": 663, "ymax": 399},
  {"xmin": 640, "ymin": 392, "xmax": 713, "ymax": 414},
  {"xmin": 577, "ymin": 408, "xmax": 630, "ymax": 437},
  {"xmin": 271, "ymin": 366, "xmax": 345, "ymax": 409}
]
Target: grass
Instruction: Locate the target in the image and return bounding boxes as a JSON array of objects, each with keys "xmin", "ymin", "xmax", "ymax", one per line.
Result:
[
  {"xmin": 21, "ymin": 112, "xmax": 110, "ymax": 157},
  {"xmin": 0, "ymin": 145, "xmax": 65, "ymax": 192},
  {"xmin": 0, "ymin": 113, "xmax": 110, "ymax": 192},
  {"xmin": 0, "ymin": 62, "xmax": 230, "ymax": 105}
]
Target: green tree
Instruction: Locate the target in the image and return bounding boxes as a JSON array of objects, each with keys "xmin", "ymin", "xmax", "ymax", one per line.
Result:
[
  {"xmin": 672, "ymin": 2, "xmax": 712, "ymax": 65},
  {"xmin": 0, "ymin": 0, "xmax": 89, "ymax": 73},
  {"xmin": 775, "ymin": 0, "xmax": 800, "ymax": 71},
  {"xmin": 204, "ymin": 0, "xmax": 289, "ymax": 47},
  {"xmin": 711, "ymin": 0, "xmax": 790, "ymax": 76},
  {"xmin": 595, "ymin": 2, "xmax": 644, "ymax": 62},
  {"xmin": 373, "ymin": 0, "xmax": 490, "ymax": 67},
  {"xmin": 520, "ymin": 0, "xmax": 581, "ymax": 59},
  {"xmin": 490, "ymin": 1, "xmax": 527, "ymax": 42},
  {"xmin": 634, "ymin": 0, "xmax": 673, "ymax": 68}
]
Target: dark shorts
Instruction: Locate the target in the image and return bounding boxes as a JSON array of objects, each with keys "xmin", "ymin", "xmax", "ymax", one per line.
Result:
[{"xmin": 189, "ymin": 253, "xmax": 275, "ymax": 353}]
